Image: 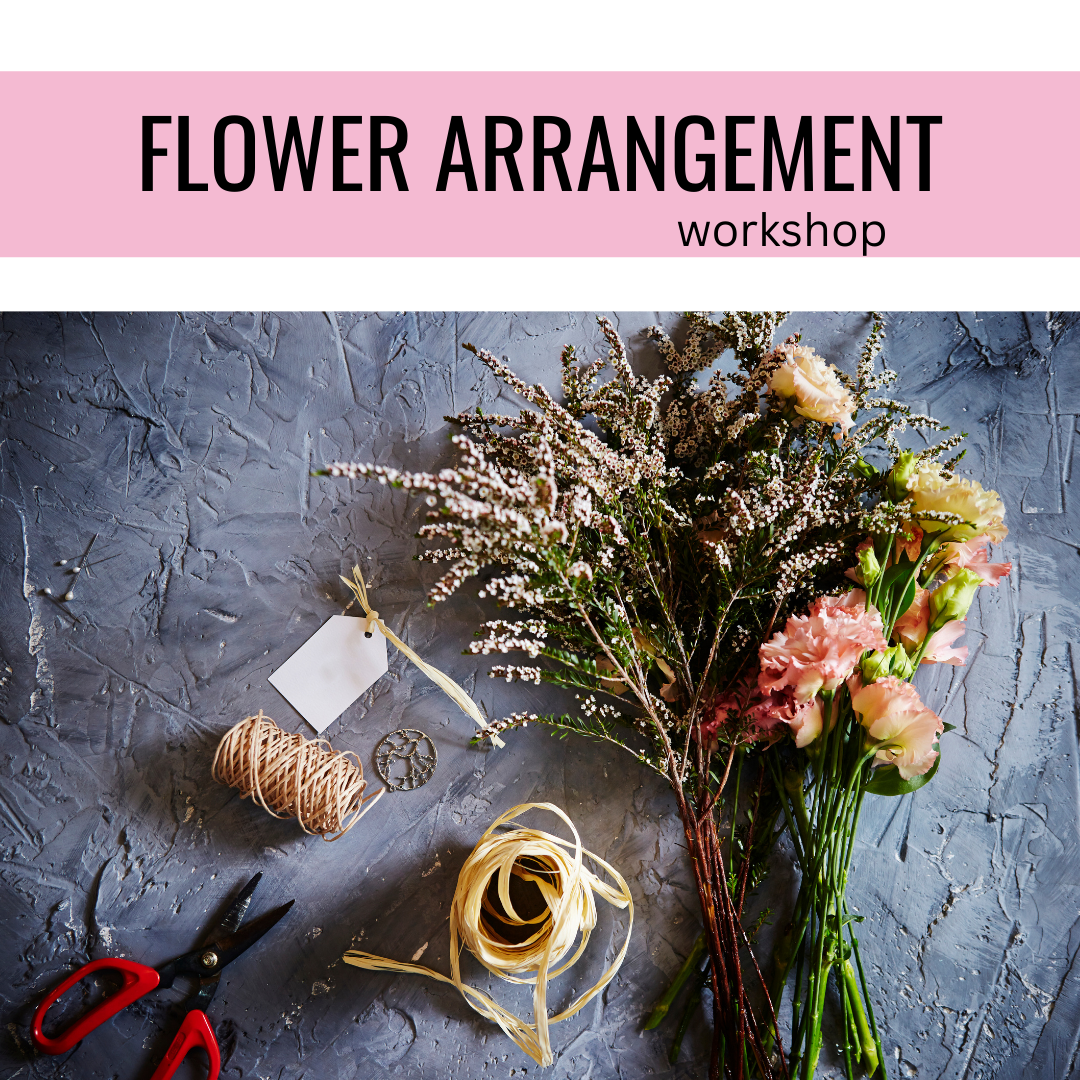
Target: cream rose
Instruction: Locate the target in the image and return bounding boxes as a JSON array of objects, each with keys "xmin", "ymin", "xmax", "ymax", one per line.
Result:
[
  {"xmin": 849, "ymin": 675, "xmax": 944, "ymax": 779},
  {"xmin": 904, "ymin": 461, "xmax": 1007, "ymax": 544},
  {"xmin": 769, "ymin": 344, "xmax": 856, "ymax": 436}
]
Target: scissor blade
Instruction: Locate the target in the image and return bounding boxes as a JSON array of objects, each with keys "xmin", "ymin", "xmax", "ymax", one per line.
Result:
[
  {"xmin": 210, "ymin": 900, "xmax": 295, "ymax": 972},
  {"xmin": 217, "ymin": 872, "xmax": 263, "ymax": 936}
]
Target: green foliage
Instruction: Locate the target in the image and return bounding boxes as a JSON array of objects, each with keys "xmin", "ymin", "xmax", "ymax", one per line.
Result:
[{"xmin": 863, "ymin": 752, "xmax": 942, "ymax": 796}]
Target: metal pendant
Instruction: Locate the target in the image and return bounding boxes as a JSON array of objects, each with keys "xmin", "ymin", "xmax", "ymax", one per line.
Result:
[{"xmin": 375, "ymin": 729, "xmax": 438, "ymax": 791}]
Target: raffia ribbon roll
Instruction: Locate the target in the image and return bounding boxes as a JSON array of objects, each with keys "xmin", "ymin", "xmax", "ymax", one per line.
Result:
[
  {"xmin": 343, "ymin": 802, "xmax": 633, "ymax": 1066},
  {"xmin": 212, "ymin": 711, "xmax": 384, "ymax": 841}
]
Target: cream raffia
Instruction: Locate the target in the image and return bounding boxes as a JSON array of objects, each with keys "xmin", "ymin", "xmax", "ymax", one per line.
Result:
[
  {"xmin": 340, "ymin": 566, "xmax": 505, "ymax": 747},
  {"xmin": 343, "ymin": 802, "xmax": 633, "ymax": 1066},
  {"xmin": 211, "ymin": 711, "xmax": 385, "ymax": 840}
]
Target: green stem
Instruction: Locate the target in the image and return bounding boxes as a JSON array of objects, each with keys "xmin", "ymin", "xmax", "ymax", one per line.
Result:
[
  {"xmin": 867, "ymin": 532, "xmax": 895, "ymax": 613},
  {"xmin": 803, "ymin": 955, "xmax": 833, "ymax": 1080},
  {"xmin": 729, "ymin": 750, "xmax": 744, "ymax": 876},
  {"xmin": 785, "ymin": 767, "xmax": 812, "ymax": 855},
  {"xmin": 789, "ymin": 912, "xmax": 808, "ymax": 1075},
  {"xmin": 843, "ymin": 958, "xmax": 879, "ymax": 1075},
  {"xmin": 839, "ymin": 945, "xmax": 857, "ymax": 1080},
  {"xmin": 644, "ymin": 931, "xmax": 707, "ymax": 1029},
  {"xmin": 667, "ymin": 959, "xmax": 711, "ymax": 1064},
  {"xmin": 883, "ymin": 537, "xmax": 941, "ymax": 638},
  {"xmin": 849, "ymin": 926, "xmax": 889, "ymax": 1080},
  {"xmin": 780, "ymin": 697, "xmax": 889, "ymax": 1079}
]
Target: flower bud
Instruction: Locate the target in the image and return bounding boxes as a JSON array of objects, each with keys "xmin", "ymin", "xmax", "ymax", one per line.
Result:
[
  {"xmin": 858, "ymin": 545, "xmax": 882, "ymax": 587},
  {"xmin": 928, "ymin": 568, "xmax": 982, "ymax": 629},
  {"xmin": 861, "ymin": 645, "xmax": 915, "ymax": 684},
  {"xmin": 887, "ymin": 450, "xmax": 917, "ymax": 501}
]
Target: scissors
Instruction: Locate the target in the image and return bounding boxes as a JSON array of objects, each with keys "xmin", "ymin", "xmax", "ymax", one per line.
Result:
[{"xmin": 32, "ymin": 872, "xmax": 293, "ymax": 1079}]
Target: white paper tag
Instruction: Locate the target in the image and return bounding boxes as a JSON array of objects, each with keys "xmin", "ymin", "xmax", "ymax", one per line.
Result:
[{"xmin": 268, "ymin": 615, "xmax": 389, "ymax": 733}]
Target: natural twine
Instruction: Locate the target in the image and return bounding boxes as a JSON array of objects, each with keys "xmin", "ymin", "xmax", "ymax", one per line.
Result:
[
  {"xmin": 212, "ymin": 711, "xmax": 384, "ymax": 841},
  {"xmin": 343, "ymin": 802, "xmax": 633, "ymax": 1066}
]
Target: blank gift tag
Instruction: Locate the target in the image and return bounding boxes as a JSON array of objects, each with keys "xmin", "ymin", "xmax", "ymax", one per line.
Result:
[{"xmin": 268, "ymin": 616, "xmax": 389, "ymax": 734}]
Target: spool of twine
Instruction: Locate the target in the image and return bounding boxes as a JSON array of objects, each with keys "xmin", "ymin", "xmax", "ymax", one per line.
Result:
[
  {"xmin": 211, "ymin": 711, "xmax": 384, "ymax": 841},
  {"xmin": 343, "ymin": 802, "xmax": 633, "ymax": 1066}
]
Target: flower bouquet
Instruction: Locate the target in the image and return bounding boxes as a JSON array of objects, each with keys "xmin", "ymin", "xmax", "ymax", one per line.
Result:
[
  {"xmin": 757, "ymin": 455, "xmax": 1009, "ymax": 1079},
  {"xmin": 325, "ymin": 312, "xmax": 1006, "ymax": 1079}
]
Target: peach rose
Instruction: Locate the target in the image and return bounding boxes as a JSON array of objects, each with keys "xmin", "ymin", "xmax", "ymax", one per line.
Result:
[
  {"xmin": 786, "ymin": 696, "xmax": 825, "ymax": 748},
  {"xmin": 849, "ymin": 675, "xmax": 944, "ymax": 779},
  {"xmin": 769, "ymin": 344, "xmax": 856, "ymax": 436},
  {"xmin": 935, "ymin": 533, "xmax": 1012, "ymax": 586}
]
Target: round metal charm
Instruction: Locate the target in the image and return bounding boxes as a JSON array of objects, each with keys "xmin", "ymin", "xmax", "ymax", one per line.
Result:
[{"xmin": 375, "ymin": 729, "xmax": 438, "ymax": 791}]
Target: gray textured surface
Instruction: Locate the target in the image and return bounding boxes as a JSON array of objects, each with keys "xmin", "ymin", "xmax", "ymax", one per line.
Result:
[{"xmin": 0, "ymin": 311, "xmax": 1076, "ymax": 1080}]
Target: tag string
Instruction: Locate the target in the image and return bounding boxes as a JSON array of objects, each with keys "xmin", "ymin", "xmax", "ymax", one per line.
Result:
[
  {"xmin": 343, "ymin": 802, "xmax": 633, "ymax": 1067},
  {"xmin": 340, "ymin": 566, "xmax": 505, "ymax": 748}
]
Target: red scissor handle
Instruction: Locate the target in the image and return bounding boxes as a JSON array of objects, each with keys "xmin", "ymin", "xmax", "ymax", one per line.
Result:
[
  {"xmin": 32, "ymin": 957, "xmax": 161, "ymax": 1054},
  {"xmin": 149, "ymin": 1009, "xmax": 220, "ymax": 1080}
]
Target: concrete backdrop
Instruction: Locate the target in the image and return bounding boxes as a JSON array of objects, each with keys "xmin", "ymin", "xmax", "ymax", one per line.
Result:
[{"xmin": 0, "ymin": 311, "xmax": 1076, "ymax": 1080}]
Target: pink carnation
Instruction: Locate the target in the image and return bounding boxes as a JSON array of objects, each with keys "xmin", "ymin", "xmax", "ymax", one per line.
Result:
[
  {"xmin": 849, "ymin": 675, "xmax": 943, "ymax": 779},
  {"xmin": 893, "ymin": 588, "xmax": 968, "ymax": 666},
  {"xmin": 759, "ymin": 590, "xmax": 887, "ymax": 704}
]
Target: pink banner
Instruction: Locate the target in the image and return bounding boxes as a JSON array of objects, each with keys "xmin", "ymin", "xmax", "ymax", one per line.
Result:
[{"xmin": 1, "ymin": 71, "xmax": 1075, "ymax": 256}]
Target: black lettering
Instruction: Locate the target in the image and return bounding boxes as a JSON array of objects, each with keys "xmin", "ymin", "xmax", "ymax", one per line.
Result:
[
  {"xmin": 627, "ymin": 116, "xmax": 664, "ymax": 191},
  {"xmin": 834, "ymin": 221, "xmax": 857, "ymax": 247},
  {"xmin": 763, "ymin": 116, "xmax": 813, "ymax": 191},
  {"xmin": 713, "ymin": 221, "xmax": 737, "ymax": 247},
  {"xmin": 214, "ymin": 115, "xmax": 255, "ymax": 192},
  {"xmin": 761, "ymin": 212, "xmax": 780, "ymax": 246},
  {"xmin": 370, "ymin": 116, "xmax": 408, "ymax": 191},
  {"xmin": 485, "ymin": 116, "xmax": 524, "ymax": 191},
  {"xmin": 141, "ymin": 115, "xmax": 170, "ymax": 191},
  {"xmin": 862, "ymin": 116, "xmax": 900, "ymax": 191},
  {"xmin": 825, "ymin": 116, "xmax": 855, "ymax": 191},
  {"xmin": 807, "ymin": 212, "xmax": 828, "ymax": 247},
  {"xmin": 263, "ymin": 116, "xmax": 323, "ymax": 192},
  {"xmin": 179, "ymin": 116, "xmax": 208, "ymax": 191},
  {"xmin": 906, "ymin": 116, "xmax": 942, "ymax": 190},
  {"xmin": 436, "ymin": 116, "xmax": 477, "ymax": 191},
  {"xmin": 578, "ymin": 116, "xmax": 619, "ymax": 191},
  {"xmin": 333, "ymin": 116, "xmax": 363, "ymax": 191},
  {"xmin": 863, "ymin": 220, "xmax": 885, "ymax": 256},
  {"xmin": 674, "ymin": 116, "xmax": 715, "ymax": 192},
  {"xmin": 678, "ymin": 221, "xmax": 710, "ymax": 246},
  {"xmin": 725, "ymin": 116, "xmax": 755, "ymax": 191},
  {"xmin": 742, "ymin": 219, "xmax": 757, "ymax": 245},
  {"xmin": 533, "ymin": 116, "xmax": 572, "ymax": 191},
  {"xmin": 782, "ymin": 221, "xmax": 801, "ymax": 246}
]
